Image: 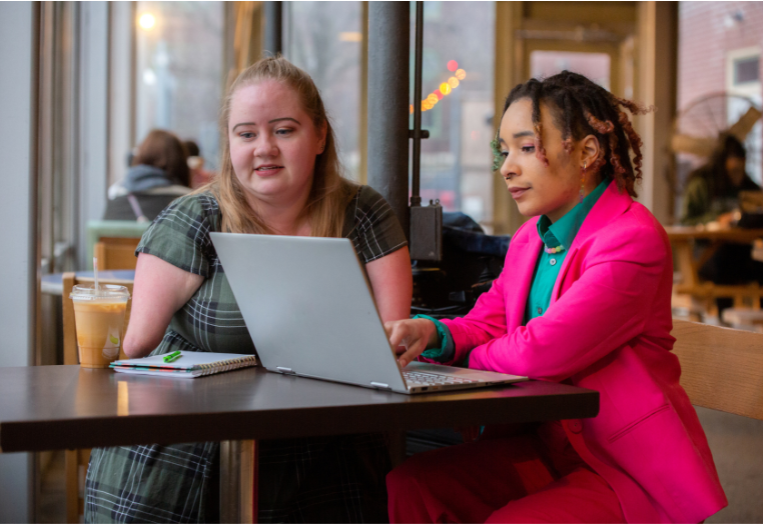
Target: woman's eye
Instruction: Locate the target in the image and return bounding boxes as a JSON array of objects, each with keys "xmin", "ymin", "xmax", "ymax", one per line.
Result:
[
  {"xmin": 500, "ymin": 150, "xmax": 509, "ymax": 158},
  {"xmin": 521, "ymin": 145, "xmax": 535, "ymax": 153},
  {"xmin": 275, "ymin": 128, "xmax": 293, "ymax": 136},
  {"xmin": 239, "ymin": 131, "xmax": 255, "ymax": 139}
]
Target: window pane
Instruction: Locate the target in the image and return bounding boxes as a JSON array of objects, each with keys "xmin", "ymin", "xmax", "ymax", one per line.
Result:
[
  {"xmin": 734, "ymin": 57, "xmax": 760, "ymax": 85},
  {"xmin": 285, "ymin": 2, "xmax": 362, "ymax": 181},
  {"xmin": 530, "ymin": 51, "xmax": 611, "ymax": 90},
  {"xmin": 414, "ymin": 1, "xmax": 495, "ymax": 229},
  {"xmin": 136, "ymin": 2, "xmax": 224, "ymax": 168}
]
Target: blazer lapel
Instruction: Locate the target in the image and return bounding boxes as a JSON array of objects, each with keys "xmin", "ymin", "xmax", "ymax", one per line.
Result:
[
  {"xmin": 506, "ymin": 227, "xmax": 543, "ymax": 330},
  {"xmin": 550, "ymin": 180, "xmax": 633, "ymax": 303}
]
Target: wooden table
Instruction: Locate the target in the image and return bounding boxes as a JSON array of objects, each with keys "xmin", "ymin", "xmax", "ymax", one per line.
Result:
[
  {"xmin": 665, "ymin": 226, "xmax": 763, "ymax": 303},
  {"xmin": 0, "ymin": 365, "xmax": 599, "ymax": 523}
]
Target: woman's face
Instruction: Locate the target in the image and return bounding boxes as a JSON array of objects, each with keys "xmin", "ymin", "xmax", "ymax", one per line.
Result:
[
  {"xmin": 228, "ymin": 80, "xmax": 326, "ymax": 209},
  {"xmin": 497, "ymin": 98, "xmax": 588, "ymax": 223},
  {"xmin": 725, "ymin": 156, "xmax": 746, "ymax": 187}
]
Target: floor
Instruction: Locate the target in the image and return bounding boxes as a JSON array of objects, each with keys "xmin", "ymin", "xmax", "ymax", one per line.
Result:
[{"xmin": 37, "ymin": 407, "xmax": 763, "ymax": 523}]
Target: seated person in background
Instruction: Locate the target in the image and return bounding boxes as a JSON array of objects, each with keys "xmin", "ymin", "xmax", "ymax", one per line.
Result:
[
  {"xmin": 103, "ymin": 129, "xmax": 192, "ymax": 221},
  {"xmin": 184, "ymin": 139, "xmax": 216, "ymax": 189},
  {"xmin": 681, "ymin": 133, "xmax": 758, "ymax": 227},
  {"xmin": 681, "ymin": 134, "xmax": 763, "ymax": 294},
  {"xmin": 384, "ymin": 72, "xmax": 726, "ymax": 523},
  {"xmin": 85, "ymin": 57, "xmax": 411, "ymax": 524}
]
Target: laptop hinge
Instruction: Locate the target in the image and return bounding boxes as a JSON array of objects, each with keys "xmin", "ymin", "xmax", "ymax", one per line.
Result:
[
  {"xmin": 370, "ymin": 382, "xmax": 391, "ymax": 390},
  {"xmin": 276, "ymin": 367, "xmax": 295, "ymax": 375}
]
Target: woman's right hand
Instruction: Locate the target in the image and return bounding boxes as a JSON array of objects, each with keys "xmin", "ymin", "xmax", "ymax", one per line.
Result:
[{"xmin": 384, "ymin": 318, "xmax": 440, "ymax": 368}]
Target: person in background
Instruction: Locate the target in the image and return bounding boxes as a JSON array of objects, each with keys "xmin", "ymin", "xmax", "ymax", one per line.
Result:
[
  {"xmin": 104, "ymin": 129, "xmax": 192, "ymax": 222},
  {"xmin": 384, "ymin": 71, "xmax": 726, "ymax": 523},
  {"xmin": 184, "ymin": 139, "xmax": 216, "ymax": 189},
  {"xmin": 681, "ymin": 134, "xmax": 763, "ymax": 305},
  {"xmin": 681, "ymin": 133, "xmax": 758, "ymax": 227},
  {"xmin": 85, "ymin": 57, "xmax": 411, "ymax": 524}
]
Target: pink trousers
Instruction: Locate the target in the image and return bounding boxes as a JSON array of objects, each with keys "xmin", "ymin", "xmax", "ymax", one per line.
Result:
[{"xmin": 387, "ymin": 423, "xmax": 625, "ymax": 524}]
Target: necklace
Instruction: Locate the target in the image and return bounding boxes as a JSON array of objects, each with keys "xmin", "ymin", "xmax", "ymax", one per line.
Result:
[{"xmin": 544, "ymin": 245, "xmax": 564, "ymax": 254}]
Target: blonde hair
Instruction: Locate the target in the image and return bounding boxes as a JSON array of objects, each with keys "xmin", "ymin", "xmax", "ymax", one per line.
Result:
[{"xmin": 203, "ymin": 56, "xmax": 357, "ymax": 236}]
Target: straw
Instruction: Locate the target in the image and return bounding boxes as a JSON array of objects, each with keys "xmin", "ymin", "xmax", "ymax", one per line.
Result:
[{"xmin": 93, "ymin": 257, "xmax": 99, "ymax": 291}]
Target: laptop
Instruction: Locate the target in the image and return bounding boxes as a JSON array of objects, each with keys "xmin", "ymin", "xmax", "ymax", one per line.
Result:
[{"xmin": 210, "ymin": 233, "xmax": 527, "ymax": 394}]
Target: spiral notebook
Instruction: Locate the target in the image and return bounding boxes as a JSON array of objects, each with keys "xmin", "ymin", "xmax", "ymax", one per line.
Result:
[{"xmin": 111, "ymin": 351, "xmax": 258, "ymax": 378}]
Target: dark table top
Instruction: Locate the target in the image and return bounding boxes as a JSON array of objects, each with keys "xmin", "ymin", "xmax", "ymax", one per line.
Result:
[{"xmin": 0, "ymin": 365, "xmax": 599, "ymax": 453}]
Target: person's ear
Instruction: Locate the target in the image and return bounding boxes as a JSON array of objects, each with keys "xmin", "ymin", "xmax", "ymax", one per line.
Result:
[
  {"xmin": 317, "ymin": 121, "xmax": 328, "ymax": 154},
  {"xmin": 580, "ymin": 134, "xmax": 601, "ymax": 169}
]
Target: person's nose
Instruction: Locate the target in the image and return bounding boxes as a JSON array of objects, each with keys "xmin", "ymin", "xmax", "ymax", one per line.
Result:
[
  {"xmin": 500, "ymin": 154, "xmax": 519, "ymax": 182},
  {"xmin": 253, "ymin": 135, "xmax": 278, "ymax": 159}
]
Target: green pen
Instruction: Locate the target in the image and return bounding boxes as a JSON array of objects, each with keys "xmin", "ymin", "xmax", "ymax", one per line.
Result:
[{"xmin": 163, "ymin": 350, "xmax": 182, "ymax": 363}]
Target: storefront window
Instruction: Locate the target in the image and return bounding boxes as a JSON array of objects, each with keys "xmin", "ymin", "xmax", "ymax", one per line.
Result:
[
  {"xmin": 135, "ymin": 2, "xmax": 224, "ymax": 168},
  {"xmin": 413, "ymin": 1, "xmax": 495, "ymax": 228},
  {"xmin": 285, "ymin": 2, "xmax": 363, "ymax": 181}
]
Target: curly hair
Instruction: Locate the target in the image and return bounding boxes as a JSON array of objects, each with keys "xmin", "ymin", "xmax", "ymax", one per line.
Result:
[{"xmin": 497, "ymin": 71, "xmax": 653, "ymax": 198}]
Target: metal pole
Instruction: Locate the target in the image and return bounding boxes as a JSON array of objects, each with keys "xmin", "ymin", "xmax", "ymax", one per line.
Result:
[
  {"xmin": 219, "ymin": 439, "xmax": 257, "ymax": 523},
  {"xmin": 264, "ymin": 2, "xmax": 282, "ymax": 57},
  {"xmin": 410, "ymin": 1, "xmax": 424, "ymax": 207},
  {"xmin": 367, "ymin": 2, "xmax": 410, "ymax": 236}
]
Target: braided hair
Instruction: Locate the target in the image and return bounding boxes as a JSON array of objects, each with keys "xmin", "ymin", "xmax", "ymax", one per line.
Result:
[{"xmin": 492, "ymin": 71, "xmax": 653, "ymax": 198}]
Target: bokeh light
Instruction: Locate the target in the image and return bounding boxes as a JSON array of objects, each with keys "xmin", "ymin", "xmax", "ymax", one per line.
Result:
[
  {"xmin": 427, "ymin": 94, "xmax": 438, "ymax": 105},
  {"xmin": 139, "ymin": 13, "xmax": 156, "ymax": 30},
  {"xmin": 439, "ymin": 82, "xmax": 452, "ymax": 95},
  {"xmin": 455, "ymin": 69, "xmax": 466, "ymax": 81},
  {"xmin": 447, "ymin": 77, "xmax": 459, "ymax": 89},
  {"xmin": 447, "ymin": 60, "xmax": 458, "ymax": 72}
]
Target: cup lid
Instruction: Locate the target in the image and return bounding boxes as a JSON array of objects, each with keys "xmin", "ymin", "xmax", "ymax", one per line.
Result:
[{"xmin": 70, "ymin": 284, "xmax": 130, "ymax": 301}]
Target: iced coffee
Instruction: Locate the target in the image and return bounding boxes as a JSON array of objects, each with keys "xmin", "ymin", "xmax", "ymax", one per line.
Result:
[{"xmin": 70, "ymin": 284, "xmax": 130, "ymax": 368}]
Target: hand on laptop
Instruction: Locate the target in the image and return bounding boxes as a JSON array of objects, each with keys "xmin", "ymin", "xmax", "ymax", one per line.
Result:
[{"xmin": 384, "ymin": 318, "xmax": 439, "ymax": 368}]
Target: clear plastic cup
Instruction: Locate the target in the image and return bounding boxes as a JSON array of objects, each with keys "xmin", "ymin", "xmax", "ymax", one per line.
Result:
[{"xmin": 70, "ymin": 284, "xmax": 130, "ymax": 368}]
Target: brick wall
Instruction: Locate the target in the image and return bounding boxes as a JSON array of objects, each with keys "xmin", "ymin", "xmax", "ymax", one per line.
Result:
[{"xmin": 678, "ymin": 1, "xmax": 763, "ymax": 110}]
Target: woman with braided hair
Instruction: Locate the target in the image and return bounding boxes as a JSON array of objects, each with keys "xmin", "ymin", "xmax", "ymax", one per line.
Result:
[{"xmin": 384, "ymin": 71, "xmax": 727, "ymax": 523}]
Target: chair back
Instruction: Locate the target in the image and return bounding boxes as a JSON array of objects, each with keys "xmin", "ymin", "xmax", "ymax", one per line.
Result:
[
  {"xmin": 62, "ymin": 272, "xmax": 134, "ymax": 365},
  {"xmin": 93, "ymin": 237, "xmax": 141, "ymax": 270},
  {"xmin": 671, "ymin": 319, "xmax": 763, "ymax": 420}
]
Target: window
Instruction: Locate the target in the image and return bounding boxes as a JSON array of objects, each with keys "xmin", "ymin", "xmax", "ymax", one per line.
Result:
[
  {"xmin": 135, "ymin": 2, "xmax": 224, "ymax": 168},
  {"xmin": 530, "ymin": 51, "xmax": 611, "ymax": 90},
  {"xmin": 733, "ymin": 56, "xmax": 760, "ymax": 86},
  {"xmin": 285, "ymin": 2, "xmax": 363, "ymax": 181},
  {"xmin": 414, "ymin": 1, "xmax": 495, "ymax": 228}
]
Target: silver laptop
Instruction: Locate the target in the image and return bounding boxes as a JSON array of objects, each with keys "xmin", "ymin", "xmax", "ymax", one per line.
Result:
[{"xmin": 210, "ymin": 233, "xmax": 527, "ymax": 394}]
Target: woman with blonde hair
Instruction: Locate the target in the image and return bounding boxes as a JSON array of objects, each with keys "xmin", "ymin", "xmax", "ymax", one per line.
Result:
[{"xmin": 85, "ymin": 57, "xmax": 412, "ymax": 523}]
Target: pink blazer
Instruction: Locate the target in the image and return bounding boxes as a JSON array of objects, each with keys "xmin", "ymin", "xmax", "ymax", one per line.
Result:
[{"xmin": 440, "ymin": 181, "xmax": 727, "ymax": 523}]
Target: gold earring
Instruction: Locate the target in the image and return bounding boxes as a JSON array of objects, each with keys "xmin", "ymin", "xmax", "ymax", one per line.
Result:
[{"xmin": 579, "ymin": 162, "xmax": 587, "ymax": 203}]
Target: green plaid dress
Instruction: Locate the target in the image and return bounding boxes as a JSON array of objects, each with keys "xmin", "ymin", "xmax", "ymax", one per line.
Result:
[{"xmin": 84, "ymin": 186, "xmax": 407, "ymax": 524}]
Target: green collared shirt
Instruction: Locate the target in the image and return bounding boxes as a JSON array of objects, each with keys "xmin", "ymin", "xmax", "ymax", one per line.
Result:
[
  {"xmin": 420, "ymin": 178, "xmax": 611, "ymax": 364},
  {"xmin": 524, "ymin": 178, "xmax": 609, "ymax": 323}
]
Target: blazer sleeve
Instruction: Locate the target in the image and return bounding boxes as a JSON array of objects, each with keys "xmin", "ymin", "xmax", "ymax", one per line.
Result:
[{"xmin": 465, "ymin": 223, "xmax": 669, "ymax": 382}]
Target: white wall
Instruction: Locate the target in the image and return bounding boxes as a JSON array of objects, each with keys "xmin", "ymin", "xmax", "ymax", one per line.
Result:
[{"xmin": 0, "ymin": 1, "xmax": 38, "ymax": 522}]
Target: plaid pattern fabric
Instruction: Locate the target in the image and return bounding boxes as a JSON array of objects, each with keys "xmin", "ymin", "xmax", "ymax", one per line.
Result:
[{"xmin": 84, "ymin": 185, "xmax": 405, "ymax": 524}]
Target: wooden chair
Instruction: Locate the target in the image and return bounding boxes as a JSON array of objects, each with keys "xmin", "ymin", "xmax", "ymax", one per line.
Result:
[
  {"xmin": 62, "ymin": 272, "xmax": 134, "ymax": 523},
  {"xmin": 93, "ymin": 237, "xmax": 141, "ymax": 270},
  {"xmin": 672, "ymin": 319, "xmax": 763, "ymax": 420}
]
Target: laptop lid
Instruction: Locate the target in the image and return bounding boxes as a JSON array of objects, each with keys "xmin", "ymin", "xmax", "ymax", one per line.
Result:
[{"xmin": 210, "ymin": 232, "xmax": 409, "ymax": 393}]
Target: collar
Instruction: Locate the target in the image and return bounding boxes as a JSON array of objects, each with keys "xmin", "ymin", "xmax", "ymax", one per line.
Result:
[{"xmin": 536, "ymin": 178, "xmax": 611, "ymax": 252}]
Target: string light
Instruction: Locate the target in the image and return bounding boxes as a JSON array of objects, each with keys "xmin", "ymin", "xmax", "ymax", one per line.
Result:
[{"xmin": 413, "ymin": 61, "xmax": 467, "ymax": 113}]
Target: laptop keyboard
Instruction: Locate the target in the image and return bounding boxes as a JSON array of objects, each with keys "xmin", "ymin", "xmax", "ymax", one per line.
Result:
[{"xmin": 403, "ymin": 370, "xmax": 481, "ymax": 386}]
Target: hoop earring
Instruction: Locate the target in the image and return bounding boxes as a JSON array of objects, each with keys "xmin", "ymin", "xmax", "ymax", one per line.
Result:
[{"xmin": 579, "ymin": 163, "xmax": 587, "ymax": 203}]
